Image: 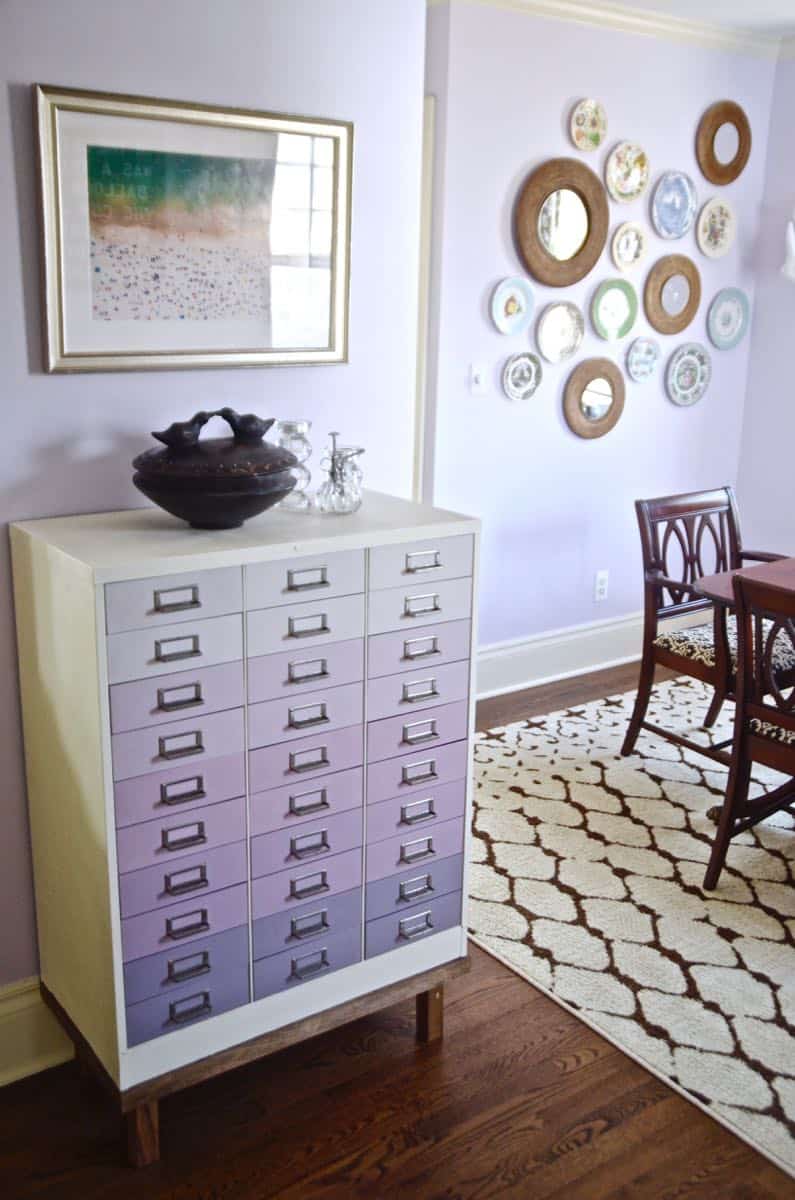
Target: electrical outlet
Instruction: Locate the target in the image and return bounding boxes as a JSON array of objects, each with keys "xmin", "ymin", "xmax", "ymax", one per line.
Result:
[
  {"xmin": 469, "ymin": 363, "xmax": 487, "ymax": 396},
  {"xmin": 594, "ymin": 569, "xmax": 609, "ymax": 602}
]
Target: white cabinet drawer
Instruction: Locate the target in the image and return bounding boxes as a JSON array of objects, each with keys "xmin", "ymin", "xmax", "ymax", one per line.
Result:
[
  {"xmin": 246, "ymin": 550, "xmax": 364, "ymax": 610},
  {"xmin": 107, "ymin": 614, "xmax": 243, "ymax": 685},
  {"xmin": 367, "ymin": 578, "xmax": 472, "ymax": 637},
  {"xmin": 247, "ymin": 594, "xmax": 365, "ymax": 658},
  {"xmin": 105, "ymin": 568, "xmax": 242, "ymax": 634},
  {"xmin": 368, "ymin": 536, "xmax": 473, "ymax": 592}
]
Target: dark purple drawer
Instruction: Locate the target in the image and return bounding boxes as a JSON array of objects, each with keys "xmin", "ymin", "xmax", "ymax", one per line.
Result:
[
  {"xmin": 249, "ymin": 724, "xmax": 363, "ymax": 793},
  {"xmin": 252, "ymin": 847, "xmax": 362, "ymax": 920},
  {"xmin": 110, "ymin": 661, "xmax": 244, "ymax": 734},
  {"xmin": 253, "ymin": 924, "xmax": 361, "ymax": 1001},
  {"xmin": 367, "ymin": 660, "xmax": 469, "ymax": 722},
  {"xmin": 366, "ymin": 816, "xmax": 464, "ymax": 883},
  {"xmin": 116, "ymin": 795, "xmax": 246, "ymax": 875},
  {"xmin": 367, "ymin": 701, "xmax": 469, "ymax": 764},
  {"xmin": 125, "ymin": 962, "xmax": 249, "ymax": 1047},
  {"xmin": 253, "ymin": 887, "xmax": 361, "ymax": 960},
  {"xmin": 367, "ymin": 620, "xmax": 471, "ymax": 679},
  {"xmin": 366, "ymin": 853, "xmax": 464, "ymax": 921},
  {"xmin": 121, "ymin": 882, "xmax": 248, "ymax": 963},
  {"xmin": 366, "ymin": 780, "xmax": 466, "ymax": 845},
  {"xmin": 365, "ymin": 890, "xmax": 462, "ymax": 959},
  {"xmin": 111, "ymin": 707, "xmax": 245, "ymax": 782},
  {"xmin": 248, "ymin": 638, "xmax": 364, "ymax": 704},
  {"xmin": 367, "ymin": 739, "xmax": 468, "ymax": 806},
  {"xmin": 250, "ymin": 768, "xmax": 363, "ymax": 837},
  {"xmin": 118, "ymin": 839, "xmax": 248, "ymax": 919},
  {"xmin": 123, "ymin": 923, "xmax": 249, "ymax": 1007},
  {"xmin": 114, "ymin": 753, "xmax": 245, "ymax": 829},
  {"xmin": 248, "ymin": 682, "xmax": 363, "ymax": 750},
  {"xmin": 251, "ymin": 807, "xmax": 362, "ymax": 879}
]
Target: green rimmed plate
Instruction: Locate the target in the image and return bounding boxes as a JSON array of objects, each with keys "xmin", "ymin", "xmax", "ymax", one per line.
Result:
[{"xmin": 591, "ymin": 278, "xmax": 638, "ymax": 340}]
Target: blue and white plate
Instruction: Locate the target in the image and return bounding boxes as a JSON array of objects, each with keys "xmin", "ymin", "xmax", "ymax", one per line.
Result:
[
  {"xmin": 490, "ymin": 276, "xmax": 535, "ymax": 335},
  {"xmin": 626, "ymin": 337, "xmax": 661, "ymax": 383},
  {"xmin": 651, "ymin": 171, "xmax": 698, "ymax": 240},
  {"xmin": 707, "ymin": 287, "xmax": 750, "ymax": 350}
]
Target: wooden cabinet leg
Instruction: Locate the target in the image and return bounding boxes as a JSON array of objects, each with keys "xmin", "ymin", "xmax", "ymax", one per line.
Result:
[
  {"xmin": 126, "ymin": 1100, "xmax": 160, "ymax": 1167},
  {"xmin": 416, "ymin": 983, "xmax": 444, "ymax": 1043}
]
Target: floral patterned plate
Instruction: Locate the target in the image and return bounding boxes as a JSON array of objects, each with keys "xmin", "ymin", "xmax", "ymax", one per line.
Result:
[
  {"xmin": 626, "ymin": 336, "xmax": 661, "ymax": 382},
  {"xmin": 697, "ymin": 198, "xmax": 736, "ymax": 259},
  {"xmin": 707, "ymin": 287, "xmax": 749, "ymax": 350},
  {"xmin": 652, "ymin": 171, "xmax": 698, "ymax": 239},
  {"xmin": 611, "ymin": 222, "xmax": 647, "ymax": 271},
  {"xmin": 502, "ymin": 352, "xmax": 543, "ymax": 401},
  {"xmin": 666, "ymin": 342, "xmax": 711, "ymax": 406},
  {"xmin": 605, "ymin": 142, "xmax": 650, "ymax": 203},
  {"xmin": 536, "ymin": 301, "xmax": 584, "ymax": 363},
  {"xmin": 591, "ymin": 278, "xmax": 638, "ymax": 340},
  {"xmin": 490, "ymin": 276, "xmax": 535, "ymax": 334},
  {"xmin": 570, "ymin": 98, "xmax": 608, "ymax": 152}
]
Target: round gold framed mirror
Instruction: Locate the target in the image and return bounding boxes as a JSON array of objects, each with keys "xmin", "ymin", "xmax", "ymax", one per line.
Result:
[
  {"xmin": 564, "ymin": 358, "xmax": 625, "ymax": 439},
  {"xmin": 516, "ymin": 158, "xmax": 609, "ymax": 286},
  {"xmin": 696, "ymin": 101, "xmax": 751, "ymax": 185},
  {"xmin": 644, "ymin": 254, "xmax": 701, "ymax": 335}
]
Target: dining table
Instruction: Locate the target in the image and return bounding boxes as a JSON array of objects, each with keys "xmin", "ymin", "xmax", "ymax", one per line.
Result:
[{"xmin": 695, "ymin": 556, "xmax": 795, "ymax": 606}]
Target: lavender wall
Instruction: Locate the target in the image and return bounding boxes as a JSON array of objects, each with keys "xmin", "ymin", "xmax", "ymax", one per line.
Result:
[
  {"xmin": 0, "ymin": 0, "xmax": 426, "ymax": 986},
  {"xmin": 425, "ymin": 1, "xmax": 775, "ymax": 647}
]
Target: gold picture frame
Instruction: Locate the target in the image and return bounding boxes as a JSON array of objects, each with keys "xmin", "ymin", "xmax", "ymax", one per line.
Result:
[{"xmin": 35, "ymin": 84, "xmax": 353, "ymax": 372}]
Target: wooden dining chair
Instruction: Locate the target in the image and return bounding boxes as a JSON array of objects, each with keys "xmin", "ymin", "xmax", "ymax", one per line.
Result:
[{"xmin": 704, "ymin": 571, "xmax": 795, "ymax": 889}]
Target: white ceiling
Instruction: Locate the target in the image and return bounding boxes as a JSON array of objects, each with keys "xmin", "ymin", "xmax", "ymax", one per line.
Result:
[{"xmin": 598, "ymin": 0, "xmax": 795, "ymax": 36}]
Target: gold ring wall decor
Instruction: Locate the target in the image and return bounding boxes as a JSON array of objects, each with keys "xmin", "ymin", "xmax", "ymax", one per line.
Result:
[
  {"xmin": 564, "ymin": 357, "xmax": 625, "ymax": 439},
  {"xmin": 515, "ymin": 157, "xmax": 609, "ymax": 287},
  {"xmin": 644, "ymin": 254, "xmax": 701, "ymax": 335},
  {"xmin": 696, "ymin": 101, "xmax": 751, "ymax": 186}
]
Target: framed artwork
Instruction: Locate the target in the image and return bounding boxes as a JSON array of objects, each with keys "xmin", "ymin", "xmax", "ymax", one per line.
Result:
[{"xmin": 35, "ymin": 84, "xmax": 353, "ymax": 372}]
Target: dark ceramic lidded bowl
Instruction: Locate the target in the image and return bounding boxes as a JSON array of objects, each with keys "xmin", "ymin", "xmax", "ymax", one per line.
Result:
[{"xmin": 133, "ymin": 408, "xmax": 297, "ymax": 530}]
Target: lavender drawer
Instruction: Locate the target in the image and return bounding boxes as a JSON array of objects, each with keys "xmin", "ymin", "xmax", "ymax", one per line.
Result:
[
  {"xmin": 367, "ymin": 740, "xmax": 469, "ymax": 806},
  {"xmin": 367, "ymin": 660, "xmax": 469, "ymax": 723},
  {"xmin": 116, "ymin": 796, "xmax": 246, "ymax": 875},
  {"xmin": 365, "ymin": 890, "xmax": 462, "ymax": 959},
  {"xmin": 253, "ymin": 924, "xmax": 361, "ymax": 1001},
  {"xmin": 366, "ymin": 780, "xmax": 466, "ymax": 845},
  {"xmin": 246, "ymin": 550, "xmax": 364, "ymax": 610},
  {"xmin": 111, "ymin": 707, "xmax": 245, "ymax": 782},
  {"xmin": 114, "ymin": 753, "xmax": 245, "ymax": 829},
  {"xmin": 107, "ymin": 613, "xmax": 243, "ymax": 686},
  {"xmin": 367, "ymin": 620, "xmax": 471, "ymax": 680},
  {"xmin": 248, "ymin": 681, "xmax": 363, "ymax": 750},
  {"xmin": 251, "ymin": 807, "xmax": 362, "ymax": 879},
  {"xmin": 366, "ymin": 853, "xmax": 464, "ymax": 921},
  {"xmin": 249, "ymin": 724, "xmax": 363, "ymax": 793},
  {"xmin": 123, "ymin": 924, "xmax": 249, "ymax": 1007},
  {"xmin": 252, "ymin": 847, "xmax": 362, "ymax": 920},
  {"xmin": 118, "ymin": 839, "xmax": 248, "ymax": 919},
  {"xmin": 366, "ymin": 816, "xmax": 464, "ymax": 883},
  {"xmin": 125, "ymin": 962, "xmax": 249, "ymax": 1046},
  {"xmin": 250, "ymin": 768, "xmax": 363, "ymax": 837},
  {"xmin": 367, "ymin": 577, "xmax": 472, "ymax": 638},
  {"xmin": 121, "ymin": 882, "xmax": 248, "ymax": 962},
  {"xmin": 247, "ymin": 594, "xmax": 365, "ymax": 658},
  {"xmin": 367, "ymin": 700, "xmax": 468, "ymax": 764},
  {"xmin": 106, "ymin": 567, "xmax": 243, "ymax": 635},
  {"xmin": 369, "ymin": 535, "xmax": 473, "ymax": 592},
  {"xmin": 248, "ymin": 638, "xmax": 364, "ymax": 704},
  {"xmin": 110, "ymin": 661, "xmax": 244, "ymax": 734},
  {"xmin": 252, "ymin": 886, "xmax": 361, "ymax": 960}
]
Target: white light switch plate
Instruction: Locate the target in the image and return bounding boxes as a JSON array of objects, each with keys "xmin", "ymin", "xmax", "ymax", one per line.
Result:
[{"xmin": 469, "ymin": 363, "xmax": 487, "ymax": 396}]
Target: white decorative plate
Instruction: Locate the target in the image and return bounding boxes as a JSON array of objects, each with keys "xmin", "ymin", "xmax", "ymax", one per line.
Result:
[
  {"xmin": 502, "ymin": 352, "xmax": 543, "ymax": 401},
  {"xmin": 490, "ymin": 276, "xmax": 535, "ymax": 334},
  {"xmin": 666, "ymin": 342, "xmax": 711, "ymax": 406},
  {"xmin": 570, "ymin": 98, "xmax": 608, "ymax": 152},
  {"xmin": 536, "ymin": 302, "xmax": 585, "ymax": 364},
  {"xmin": 697, "ymin": 198, "xmax": 736, "ymax": 259},
  {"xmin": 707, "ymin": 287, "xmax": 750, "ymax": 350},
  {"xmin": 611, "ymin": 222, "xmax": 647, "ymax": 271},
  {"xmin": 652, "ymin": 171, "xmax": 698, "ymax": 239},
  {"xmin": 605, "ymin": 142, "xmax": 650, "ymax": 203},
  {"xmin": 626, "ymin": 337, "xmax": 661, "ymax": 382},
  {"xmin": 591, "ymin": 279, "xmax": 638, "ymax": 340}
]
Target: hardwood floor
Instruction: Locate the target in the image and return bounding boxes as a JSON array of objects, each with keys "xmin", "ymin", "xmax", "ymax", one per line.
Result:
[{"xmin": 2, "ymin": 664, "xmax": 790, "ymax": 1198}]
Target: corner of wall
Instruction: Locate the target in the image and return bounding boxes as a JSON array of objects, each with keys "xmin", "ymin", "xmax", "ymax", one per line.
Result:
[{"xmin": 0, "ymin": 977, "xmax": 73, "ymax": 1088}]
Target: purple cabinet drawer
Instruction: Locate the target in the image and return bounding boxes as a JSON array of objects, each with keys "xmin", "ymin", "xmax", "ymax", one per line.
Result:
[
  {"xmin": 114, "ymin": 753, "xmax": 245, "ymax": 829},
  {"xmin": 251, "ymin": 807, "xmax": 362, "ymax": 879},
  {"xmin": 247, "ymin": 594, "xmax": 364, "ymax": 658},
  {"xmin": 365, "ymin": 890, "xmax": 462, "ymax": 960},
  {"xmin": 252, "ymin": 847, "xmax": 362, "ymax": 920},
  {"xmin": 366, "ymin": 816, "xmax": 464, "ymax": 882},
  {"xmin": 366, "ymin": 853, "xmax": 464, "ymax": 921},
  {"xmin": 367, "ymin": 620, "xmax": 471, "ymax": 680},
  {"xmin": 246, "ymin": 550, "xmax": 364, "ymax": 610},
  {"xmin": 123, "ymin": 923, "xmax": 249, "ymax": 1006},
  {"xmin": 367, "ymin": 740, "xmax": 469, "ymax": 807},
  {"xmin": 116, "ymin": 796, "xmax": 246, "ymax": 875},
  {"xmin": 366, "ymin": 780, "xmax": 466, "ymax": 845},
  {"xmin": 110, "ymin": 661, "xmax": 244, "ymax": 734},
  {"xmin": 126, "ymin": 962, "xmax": 249, "ymax": 1046},
  {"xmin": 367, "ymin": 577, "xmax": 473, "ymax": 637},
  {"xmin": 107, "ymin": 613, "xmax": 243, "ymax": 686},
  {"xmin": 253, "ymin": 924, "xmax": 361, "ymax": 1001},
  {"xmin": 367, "ymin": 700, "xmax": 468, "ymax": 764},
  {"xmin": 367, "ymin": 660, "xmax": 469, "ymax": 723},
  {"xmin": 369, "ymin": 535, "xmax": 473, "ymax": 592},
  {"xmin": 253, "ymin": 886, "xmax": 361, "ymax": 960},
  {"xmin": 111, "ymin": 707, "xmax": 245, "ymax": 782},
  {"xmin": 248, "ymin": 682, "xmax": 363, "ymax": 750},
  {"xmin": 250, "ymin": 768, "xmax": 363, "ymax": 837},
  {"xmin": 121, "ymin": 882, "xmax": 248, "ymax": 963},
  {"xmin": 248, "ymin": 638, "xmax": 364, "ymax": 704},
  {"xmin": 118, "ymin": 839, "xmax": 248, "ymax": 919},
  {"xmin": 105, "ymin": 567, "xmax": 243, "ymax": 635},
  {"xmin": 249, "ymin": 724, "xmax": 363, "ymax": 793}
]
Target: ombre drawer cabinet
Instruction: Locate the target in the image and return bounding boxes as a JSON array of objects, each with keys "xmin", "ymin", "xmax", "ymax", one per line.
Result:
[{"xmin": 11, "ymin": 491, "xmax": 479, "ymax": 1166}]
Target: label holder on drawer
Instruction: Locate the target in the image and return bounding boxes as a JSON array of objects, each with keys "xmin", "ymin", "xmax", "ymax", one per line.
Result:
[
  {"xmin": 289, "ymin": 828, "xmax": 330, "ymax": 860},
  {"xmin": 288, "ymin": 701, "xmax": 330, "ymax": 731},
  {"xmin": 401, "ymin": 677, "xmax": 439, "ymax": 705},
  {"xmin": 153, "ymin": 584, "xmax": 201, "ymax": 615},
  {"xmin": 290, "ymin": 908, "xmax": 330, "ymax": 940},
  {"xmin": 161, "ymin": 820, "xmax": 207, "ymax": 852},
  {"xmin": 401, "ymin": 758, "xmax": 438, "ymax": 786},
  {"xmin": 168, "ymin": 990, "xmax": 212, "ymax": 1024},
  {"xmin": 403, "ymin": 635, "xmax": 440, "ymax": 661},
  {"xmin": 157, "ymin": 681, "xmax": 204, "ymax": 714},
  {"xmin": 164, "ymin": 863, "xmax": 209, "ymax": 897},
  {"xmin": 160, "ymin": 775, "xmax": 206, "ymax": 807},
  {"xmin": 288, "ymin": 612, "xmax": 330, "ymax": 640},
  {"xmin": 400, "ymin": 835, "xmax": 435, "ymax": 864},
  {"xmin": 158, "ymin": 729, "xmax": 205, "ymax": 761},
  {"xmin": 398, "ymin": 910, "xmax": 434, "ymax": 940},
  {"xmin": 287, "ymin": 565, "xmax": 330, "ymax": 593},
  {"xmin": 167, "ymin": 949, "xmax": 211, "ymax": 984},
  {"xmin": 289, "ymin": 745, "xmax": 330, "ymax": 774},
  {"xmin": 290, "ymin": 869, "xmax": 330, "ymax": 900},
  {"xmin": 402, "ymin": 717, "xmax": 438, "ymax": 746},
  {"xmin": 400, "ymin": 797, "xmax": 436, "ymax": 825},
  {"xmin": 404, "ymin": 549, "xmax": 442, "ymax": 574},
  {"xmin": 287, "ymin": 657, "xmax": 329, "ymax": 685},
  {"xmin": 399, "ymin": 873, "xmax": 434, "ymax": 902},
  {"xmin": 403, "ymin": 593, "xmax": 441, "ymax": 619},
  {"xmin": 290, "ymin": 947, "xmax": 330, "ymax": 981},
  {"xmin": 288, "ymin": 787, "xmax": 330, "ymax": 817},
  {"xmin": 165, "ymin": 908, "xmax": 210, "ymax": 940},
  {"xmin": 155, "ymin": 633, "xmax": 202, "ymax": 664}
]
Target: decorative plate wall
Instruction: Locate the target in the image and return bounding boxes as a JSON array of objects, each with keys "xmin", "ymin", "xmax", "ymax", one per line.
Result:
[
  {"xmin": 490, "ymin": 277, "xmax": 535, "ymax": 334},
  {"xmin": 564, "ymin": 358, "xmax": 625, "ymax": 439},
  {"xmin": 536, "ymin": 301, "xmax": 585, "ymax": 363},
  {"xmin": 696, "ymin": 198, "xmax": 736, "ymax": 259},
  {"xmin": 644, "ymin": 254, "xmax": 701, "ymax": 336},
  {"xmin": 611, "ymin": 222, "xmax": 647, "ymax": 272},
  {"xmin": 591, "ymin": 278, "xmax": 638, "ymax": 340},
  {"xmin": 605, "ymin": 142, "xmax": 650, "ymax": 203},
  {"xmin": 502, "ymin": 352, "xmax": 543, "ymax": 401},
  {"xmin": 707, "ymin": 287, "xmax": 750, "ymax": 350},
  {"xmin": 570, "ymin": 99, "xmax": 608, "ymax": 152},
  {"xmin": 651, "ymin": 171, "xmax": 698, "ymax": 239},
  {"xmin": 515, "ymin": 157, "xmax": 609, "ymax": 287},
  {"xmin": 666, "ymin": 342, "xmax": 712, "ymax": 406},
  {"xmin": 626, "ymin": 337, "xmax": 661, "ymax": 382},
  {"xmin": 696, "ymin": 100, "xmax": 751, "ymax": 186}
]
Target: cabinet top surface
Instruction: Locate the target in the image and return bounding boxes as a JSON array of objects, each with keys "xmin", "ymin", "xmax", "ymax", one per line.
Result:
[{"xmin": 11, "ymin": 491, "xmax": 479, "ymax": 582}]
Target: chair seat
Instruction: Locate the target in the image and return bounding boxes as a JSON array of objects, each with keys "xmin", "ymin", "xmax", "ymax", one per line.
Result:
[
  {"xmin": 654, "ymin": 618, "xmax": 795, "ymax": 672},
  {"xmin": 748, "ymin": 717, "xmax": 795, "ymax": 746}
]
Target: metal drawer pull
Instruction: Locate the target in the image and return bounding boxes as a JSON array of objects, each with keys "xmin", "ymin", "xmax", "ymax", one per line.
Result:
[
  {"xmin": 158, "ymin": 730, "xmax": 204, "ymax": 761},
  {"xmin": 290, "ymin": 870, "xmax": 330, "ymax": 900},
  {"xmin": 289, "ymin": 788, "xmax": 329, "ymax": 817},
  {"xmin": 287, "ymin": 565, "xmax": 329, "ymax": 593},
  {"xmin": 160, "ymin": 775, "xmax": 206, "ymax": 807},
  {"xmin": 288, "ymin": 702, "xmax": 330, "ymax": 731},
  {"xmin": 401, "ymin": 797, "xmax": 436, "ymax": 825},
  {"xmin": 398, "ymin": 910, "xmax": 434, "ymax": 941},
  {"xmin": 290, "ymin": 909, "xmax": 330, "ymax": 940},
  {"xmin": 401, "ymin": 758, "xmax": 438, "ymax": 786},
  {"xmin": 288, "ymin": 612, "xmax": 330, "ymax": 639},
  {"xmin": 287, "ymin": 657, "xmax": 329, "ymax": 685},
  {"xmin": 168, "ymin": 990, "xmax": 212, "ymax": 1024},
  {"xmin": 403, "ymin": 635, "xmax": 440, "ymax": 661},
  {"xmin": 289, "ymin": 746, "xmax": 330, "ymax": 774},
  {"xmin": 167, "ymin": 950, "xmax": 211, "ymax": 984},
  {"xmin": 157, "ymin": 681, "xmax": 204, "ymax": 713},
  {"xmin": 400, "ymin": 835, "xmax": 435, "ymax": 864},
  {"xmin": 155, "ymin": 633, "xmax": 201, "ymax": 663},
  {"xmin": 290, "ymin": 947, "xmax": 330, "ymax": 981},
  {"xmin": 402, "ymin": 678, "xmax": 439, "ymax": 705},
  {"xmin": 402, "ymin": 718, "xmax": 438, "ymax": 746},
  {"xmin": 165, "ymin": 908, "xmax": 210, "ymax": 940},
  {"xmin": 154, "ymin": 584, "xmax": 201, "ymax": 614},
  {"xmin": 404, "ymin": 593, "xmax": 441, "ymax": 618},
  {"xmin": 405, "ymin": 549, "xmax": 442, "ymax": 574},
  {"xmin": 164, "ymin": 864, "xmax": 208, "ymax": 897},
  {"xmin": 161, "ymin": 820, "xmax": 207, "ymax": 852},
  {"xmin": 399, "ymin": 874, "xmax": 434, "ymax": 902},
  {"xmin": 290, "ymin": 828, "xmax": 331, "ymax": 860}
]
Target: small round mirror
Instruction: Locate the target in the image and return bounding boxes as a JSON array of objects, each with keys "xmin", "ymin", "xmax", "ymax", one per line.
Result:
[
  {"xmin": 661, "ymin": 273, "xmax": 690, "ymax": 317},
  {"xmin": 713, "ymin": 122, "xmax": 740, "ymax": 165},
  {"xmin": 580, "ymin": 377, "xmax": 614, "ymax": 421},
  {"xmin": 538, "ymin": 189, "xmax": 589, "ymax": 261}
]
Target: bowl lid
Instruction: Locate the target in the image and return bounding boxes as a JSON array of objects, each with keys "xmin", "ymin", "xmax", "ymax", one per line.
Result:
[{"xmin": 133, "ymin": 409, "xmax": 298, "ymax": 481}]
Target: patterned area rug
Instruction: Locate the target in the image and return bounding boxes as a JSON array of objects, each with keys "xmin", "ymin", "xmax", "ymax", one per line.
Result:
[{"xmin": 470, "ymin": 677, "xmax": 795, "ymax": 1178}]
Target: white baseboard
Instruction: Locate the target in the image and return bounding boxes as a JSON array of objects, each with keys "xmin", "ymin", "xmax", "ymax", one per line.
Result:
[{"xmin": 0, "ymin": 976, "xmax": 73, "ymax": 1087}]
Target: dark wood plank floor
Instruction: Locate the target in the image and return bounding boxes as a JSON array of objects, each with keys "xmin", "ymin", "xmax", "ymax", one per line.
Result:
[{"xmin": 2, "ymin": 664, "xmax": 790, "ymax": 1198}]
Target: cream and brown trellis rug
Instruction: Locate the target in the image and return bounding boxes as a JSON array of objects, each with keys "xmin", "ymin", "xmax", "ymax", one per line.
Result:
[{"xmin": 470, "ymin": 677, "xmax": 795, "ymax": 1177}]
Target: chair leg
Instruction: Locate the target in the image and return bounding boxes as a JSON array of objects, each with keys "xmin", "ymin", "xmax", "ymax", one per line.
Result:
[
  {"xmin": 703, "ymin": 755, "xmax": 751, "ymax": 890},
  {"xmin": 702, "ymin": 687, "xmax": 725, "ymax": 729},
  {"xmin": 621, "ymin": 653, "xmax": 655, "ymax": 757}
]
